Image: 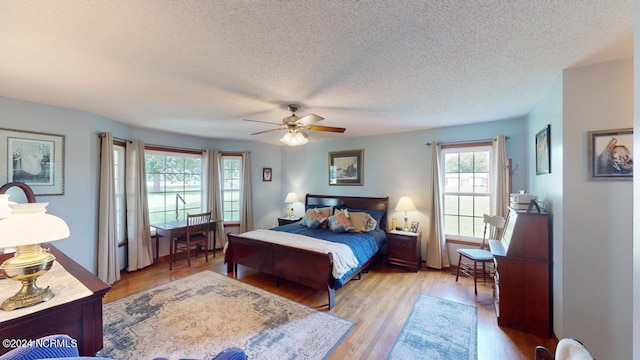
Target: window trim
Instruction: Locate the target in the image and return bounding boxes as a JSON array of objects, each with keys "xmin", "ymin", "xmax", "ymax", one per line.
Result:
[
  {"xmin": 220, "ymin": 154, "xmax": 242, "ymax": 224},
  {"xmin": 441, "ymin": 142, "xmax": 493, "ymax": 241},
  {"xmin": 113, "ymin": 144, "xmax": 127, "ymax": 247},
  {"xmin": 145, "ymin": 148, "xmax": 204, "ymax": 224}
]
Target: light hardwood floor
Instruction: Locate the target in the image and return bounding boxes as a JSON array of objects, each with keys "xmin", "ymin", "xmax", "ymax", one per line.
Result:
[{"xmin": 104, "ymin": 251, "xmax": 557, "ymax": 360}]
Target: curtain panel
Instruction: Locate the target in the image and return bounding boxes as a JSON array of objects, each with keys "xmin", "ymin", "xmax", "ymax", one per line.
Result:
[
  {"xmin": 425, "ymin": 142, "xmax": 450, "ymax": 269},
  {"xmin": 491, "ymin": 135, "xmax": 510, "ymax": 218},
  {"xmin": 125, "ymin": 140, "xmax": 153, "ymax": 271},
  {"xmin": 204, "ymin": 149, "xmax": 225, "ymax": 249},
  {"xmin": 240, "ymin": 150, "xmax": 253, "ymax": 233},
  {"xmin": 97, "ymin": 132, "xmax": 120, "ymax": 285}
]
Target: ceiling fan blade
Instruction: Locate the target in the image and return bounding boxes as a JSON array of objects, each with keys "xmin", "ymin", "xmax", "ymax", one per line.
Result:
[
  {"xmin": 305, "ymin": 125, "xmax": 346, "ymax": 133},
  {"xmin": 243, "ymin": 118, "xmax": 283, "ymax": 126},
  {"xmin": 299, "ymin": 129, "xmax": 309, "ymax": 138},
  {"xmin": 250, "ymin": 128, "xmax": 284, "ymax": 135},
  {"xmin": 297, "ymin": 114, "xmax": 324, "ymax": 125}
]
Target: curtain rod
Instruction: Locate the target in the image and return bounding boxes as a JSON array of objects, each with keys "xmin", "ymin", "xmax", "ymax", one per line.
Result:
[
  {"xmin": 98, "ymin": 132, "xmax": 204, "ymax": 153},
  {"xmin": 99, "ymin": 132, "xmax": 128, "ymax": 143},
  {"xmin": 98, "ymin": 132, "xmax": 252, "ymax": 155},
  {"xmin": 425, "ymin": 136, "xmax": 510, "ymax": 146}
]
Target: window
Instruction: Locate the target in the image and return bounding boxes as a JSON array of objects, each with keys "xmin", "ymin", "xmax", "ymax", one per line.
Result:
[
  {"xmin": 442, "ymin": 144, "xmax": 492, "ymax": 239},
  {"xmin": 221, "ymin": 155, "xmax": 242, "ymax": 222},
  {"xmin": 145, "ymin": 150, "xmax": 203, "ymax": 224},
  {"xmin": 113, "ymin": 144, "xmax": 126, "ymax": 244}
]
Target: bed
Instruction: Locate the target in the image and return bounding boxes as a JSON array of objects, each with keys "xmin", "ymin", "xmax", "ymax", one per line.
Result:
[{"xmin": 225, "ymin": 194, "xmax": 388, "ymax": 309}]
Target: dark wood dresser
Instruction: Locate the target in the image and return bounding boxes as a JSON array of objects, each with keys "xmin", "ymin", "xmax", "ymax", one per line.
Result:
[
  {"xmin": 489, "ymin": 209, "xmax": 551, "ymax": 337},
  {"xmin": 0, "ymin": 245, "xmax": 110, "ymax": 355},
  {"xmin": 386, "ymin": 230, "xmax": 422, "ymax": 272}
]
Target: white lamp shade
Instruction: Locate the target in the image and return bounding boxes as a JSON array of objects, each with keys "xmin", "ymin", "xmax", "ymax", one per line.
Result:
[
  {"xmin": 293, "ymin": 132, "xmax": 308, "ymax": 145},
  {"xmin": 0, "ymin": 194, "xmax": 16, "ymax": 219},
  {"xmin": 284, "ymin": 192, "xmax": 299, "ymax": 203},
  {"xmin": 280, "ymin": 132, "xmax": 293, "ymax": 145},
  {"xmin": 280, "ymin": 131, "xmax": 308, "ymax": 146},
  {"xmin": 0, "ymin": 203, "xmax": 70, "ymax": 247},
  {"xmin": 395, "ymin": 196, "xmax": 416, "ymax": 212}
]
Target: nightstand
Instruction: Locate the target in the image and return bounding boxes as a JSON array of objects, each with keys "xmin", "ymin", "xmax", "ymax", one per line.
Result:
[
  {"xmin": 386, "ymin": 230, "xmax": 422, "ymax": 272},
  {"xmin": 278, "ymin": 217, "xmax": 301, "ymax": 226}
]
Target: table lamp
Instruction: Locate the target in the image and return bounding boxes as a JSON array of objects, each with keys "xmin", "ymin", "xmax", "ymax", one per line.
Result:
[
  {"xmin": 0, "ymin": 202, "xmax": 70, "ymax": 311},
  {"xmin": 0, "ymin": 194, "xmax": 14, "ymax": 219},
  {"xmin": 284, "ymin": 192, "xmax": 299, "ymax": 218},
  {"xmin": 395, "ymin": 196, "xmax": 416, "ymax": 232}
]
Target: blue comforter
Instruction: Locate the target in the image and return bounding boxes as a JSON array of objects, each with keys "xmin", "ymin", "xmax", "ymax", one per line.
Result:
[{"xmin": 272, "ymin": 223, "xmax": 386, "ymax": 288}]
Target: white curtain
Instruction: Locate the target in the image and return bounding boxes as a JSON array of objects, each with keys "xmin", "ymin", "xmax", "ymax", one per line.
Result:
[
  {"xmin": 97, "ymin": 132, "xmax": 120, "ymax": 285},
  {"xmin": 239, "ymin": 150, "xmax": 253, "ymax": 233},
  {"xmin": 125, "ymin": 140, "xmax": 153, "ymax": 271},
  {"xmin": 425, "ymin": 142, "xmax": 450, "ymax": 269},
  {"xmin": 491, "ymin": 135, "xmax": 510, "ymax": 218},
  {"xmin": 204, "ymin": 149, "xmax": 225, "ymax": 249}
]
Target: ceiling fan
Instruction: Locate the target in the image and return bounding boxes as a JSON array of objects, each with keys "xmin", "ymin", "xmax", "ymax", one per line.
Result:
[{"xmin": 244, "ymin": 104, "xmax": 346, "ymax": 146}]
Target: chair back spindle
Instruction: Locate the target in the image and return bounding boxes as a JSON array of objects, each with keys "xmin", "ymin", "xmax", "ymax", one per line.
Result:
[{"xmin": 170, "ymin": 211, "xmax": 212, "ymax": 269}]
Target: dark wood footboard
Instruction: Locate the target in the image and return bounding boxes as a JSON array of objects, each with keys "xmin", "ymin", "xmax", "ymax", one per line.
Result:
[{"xmin": 225, "ymin": 233, "xmax": 337, "ymax": 308}]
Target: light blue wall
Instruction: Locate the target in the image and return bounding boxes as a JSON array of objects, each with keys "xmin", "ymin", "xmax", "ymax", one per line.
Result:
[
  {"xmin": 527, "ymin": 73, "xmax": 564, "ymax": 336},
  {"xmin": 560, "ymin": 58, "xmax": 633, "ymax": 360},
  {"xmin": 0, "ymin": 96, "xmax": 283, "ymax": 273},
  {"xmin": 0, "ymin": 97, "xmax": 98, "ymax": 271},
  {"xmin": 281, "ymin": 117, "xmax": 529, "ymax": 260},
  {"xmin": 528, "ymin": 58, "xmax": 633, "ymax": 359}
]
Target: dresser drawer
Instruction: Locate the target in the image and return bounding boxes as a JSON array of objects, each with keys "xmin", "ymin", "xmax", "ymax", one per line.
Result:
[{"xmin": 386, "ymin": 230, "xmax": 421, "ymax": 272}]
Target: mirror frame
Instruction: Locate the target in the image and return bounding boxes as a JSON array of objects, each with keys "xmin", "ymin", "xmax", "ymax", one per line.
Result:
[{"xmin": 0, "ymin": 182, "xmax": 36, "ymax": 203}]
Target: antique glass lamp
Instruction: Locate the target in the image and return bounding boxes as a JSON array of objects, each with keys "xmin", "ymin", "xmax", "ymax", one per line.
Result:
[
  {"xmin": 395, "ymin": 196, "xmax": 416, "ymax": 232},
  {"xmin": 0, "ymin": 203, "xmax": 70, "ymax": 311}
]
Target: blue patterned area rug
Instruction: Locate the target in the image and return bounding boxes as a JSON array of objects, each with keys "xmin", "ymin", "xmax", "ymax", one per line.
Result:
[
  {"xmin": 99, "ymin": 271, "xmax": 354, "ymax": 360},
  {"xmin": 387, "ymin": 294, "xmax": 477, "ymax": 360}
]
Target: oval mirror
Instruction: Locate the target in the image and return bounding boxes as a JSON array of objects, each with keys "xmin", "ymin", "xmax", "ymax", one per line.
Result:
[{"xmin": 0, "ymin": 182, "xmax": 36, "ymax": 203}]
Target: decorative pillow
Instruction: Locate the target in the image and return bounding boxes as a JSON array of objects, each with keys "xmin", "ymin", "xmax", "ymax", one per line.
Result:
[
  {"xmin": 305, "ymin": 206, "xmax": 332, "ymax": 218},
  {"xmin": 348, "ymin": 208, "xmax": 385, "ymax": 230},
  {"xmin": 305, "ymin": 206, "xmax": 332, "ymax": 227},
  {"xmin": 328, "ymin": 211, "xmax": 354, "ymax": 233},
  {"xmin": 299, "ymin": 208, "xmax": 327, "ymax": 229},
  {"xmin": 348, "ymin": 211, "xmax": 377, "ymax": 232}
]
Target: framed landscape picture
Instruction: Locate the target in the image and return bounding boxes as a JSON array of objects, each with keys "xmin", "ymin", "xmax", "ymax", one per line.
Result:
[
  {"xmin": 0, "ymin": 128, "xmax": 65, "ymax": 195},
  {"xmin": 328, "ymin": 149, "xmax": 364, "ymax": 186},
  {"xmin": 587, "ymin": 128, "xmax": 633, "ymax": 180},
  {"xmin": 535, "ymin": 125, "xmax": 551, "ymax": 175}
]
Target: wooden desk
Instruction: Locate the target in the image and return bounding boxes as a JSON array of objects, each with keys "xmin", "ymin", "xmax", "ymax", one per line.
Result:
[
  {"xmin": 489, "ymin": 209, "xmax": 551, "ymax": 337},
  {"xmin": 0, "ymin": 245, "xmax": 110, "ymax": 356},
  {"xmin": 151, "ymin": 219, "xmax": 222, "ymax": 263}
]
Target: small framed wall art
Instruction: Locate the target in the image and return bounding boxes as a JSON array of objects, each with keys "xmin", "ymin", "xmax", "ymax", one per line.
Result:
[
  {"xmin": 0, "ymin": 128, "xmax": 65, "ymax": 195},
  {"xmin": 587, "ymin": 128, "xmax": 633, "ymax": 180},
  {"xmin": 535, "ymin": 125, "xmax": 551, "ymax": 175},
  {"xmin": 328, "ymin": 149, "xmax": 364, "ymax": 186},
  {"xmin": 262, "ymin": 167, "xmax": 272, "ymax": 182}
]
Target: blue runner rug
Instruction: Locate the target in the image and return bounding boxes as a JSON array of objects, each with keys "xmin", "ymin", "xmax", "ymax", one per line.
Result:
[{"xmin": 388, "ymin": 294, "xmax": 477, "ymax": 360}]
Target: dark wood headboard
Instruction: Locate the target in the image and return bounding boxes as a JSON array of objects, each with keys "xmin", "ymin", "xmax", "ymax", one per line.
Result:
[
  {"xmin": 0, "ymin": 182, "xmax": 36, "ymax": 203},
  {"xmin": 305, "ymin": 194, "xmax": 389, "ymax": 231}
]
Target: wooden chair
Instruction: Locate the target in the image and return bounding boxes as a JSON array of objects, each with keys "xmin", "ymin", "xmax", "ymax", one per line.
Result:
[
  {"xmin": 171, "ymin": 211, "xmax": 212, "ymax": 269},
  {"xmin": 455, "ymin": 214, "xmax": 506, "ymax": 295}
]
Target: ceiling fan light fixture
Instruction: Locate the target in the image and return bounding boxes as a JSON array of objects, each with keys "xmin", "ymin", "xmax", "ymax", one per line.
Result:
[
  {"xmin": 280, "ymin": 132, "xmax": 293, "ymax": 145},
  {"xmin": 280, "ymin": 130, "xmax": 308, "ymax": 146},
  {"xmin": 246, "ymin": 103, "xmax": 343, "ymax": 144},
  {"xmin": 294, "ymin": 131, "xmax": 308, "ymax": 145}
]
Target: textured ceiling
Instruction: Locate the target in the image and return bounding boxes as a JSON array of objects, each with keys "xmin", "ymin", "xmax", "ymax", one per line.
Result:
[{"xmin": 0, "ymin": 1, "xmax": 633, "ymax": 145}]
